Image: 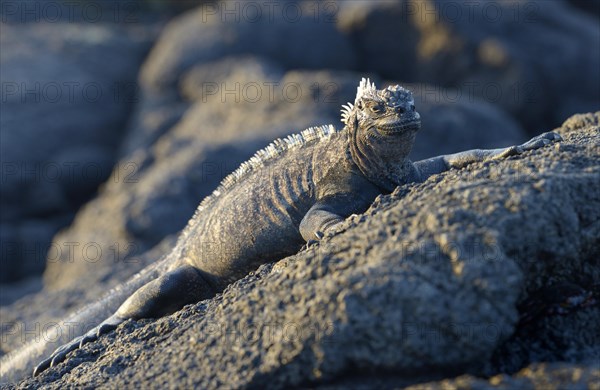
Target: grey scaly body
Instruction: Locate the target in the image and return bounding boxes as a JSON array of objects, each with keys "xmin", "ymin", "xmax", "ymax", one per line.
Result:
[{"xmin": 0, "ymin": 79, "xmax": 561, "ymax": 381}]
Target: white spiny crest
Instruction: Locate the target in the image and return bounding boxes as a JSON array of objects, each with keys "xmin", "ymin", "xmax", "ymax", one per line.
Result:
[
  {"xmin": 355, "ymin": 77, "xmax": 378, "ymax": 103},
  {"xmin": 340, "ymin": 102, "xmax": 354, "ymax": 125},
  {"xmin": 191, "ymin": 124, "xmax": 338, "ymax": 218},
  {"xmin": 340, "ymin": 77, "xmax": 378, "ymax": 125}
]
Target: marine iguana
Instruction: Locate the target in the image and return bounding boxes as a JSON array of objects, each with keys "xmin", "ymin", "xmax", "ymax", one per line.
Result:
[{"xmin": 4, "ymin": 78, "xmax": 561, "ymax": 379}]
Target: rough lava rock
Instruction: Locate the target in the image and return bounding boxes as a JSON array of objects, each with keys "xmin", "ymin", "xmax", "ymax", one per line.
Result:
[
  {"xmin": 139, "ymin": 0, "xmax": 358, "ymax": 92},
  {"xmin": 0, "ymin": 21, "xmax": 156, "ymax": 283},
  {"xmin": 406, "ymin": 362, "xmax": 600, "ymax": 390},
  {"xmin": 11, "ymin": 114, "xmax": 598, "ymax": 388},
  {"xmin": 336, "ymin": 0, "xmax": 600, "ymax": 133},
  {"xmin": 3, "ymin": 0, "xmax": 599, "ymax": 288}
]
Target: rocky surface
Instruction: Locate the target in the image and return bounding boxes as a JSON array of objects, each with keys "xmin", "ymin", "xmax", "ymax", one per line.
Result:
[
  {"xmin": 7, "ymin": 114, "xmax": 598, "ymax": 388},
  {"xmin": 0, "ymin": 20, "xmax": 157, "ymax": 283},
  {"xmin": 337, "ymin": 0, "xmax": 600, "ymax": 133},
  {"xmin": 407, "ymin": 363, "xmax": 600, "ymax": 390},
  {"xmin": 3, "ymin": 0, "xmax": 599, "ymax": 286},
  {"xmin": 138, "ymin": 1, "xmax": 357, "ymax": 92},
  {"xmin": 125, "ymin": 0, "xmax": 600, "ymax": 133},
  {"xmin": 2, "ymin": 0, "xmax": 599, "ymax": 387}
]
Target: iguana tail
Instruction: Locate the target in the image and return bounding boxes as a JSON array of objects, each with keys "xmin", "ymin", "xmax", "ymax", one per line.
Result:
[{"xmin": 0, "ymin": 253, "xmax": 172, "ymax": 383}]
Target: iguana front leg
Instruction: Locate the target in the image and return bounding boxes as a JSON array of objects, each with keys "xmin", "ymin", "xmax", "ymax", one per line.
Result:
[
  {"xmin": 445, "ymin": 131, "xmax": 562, "ymax": 168},
  {"xmin": 414, "ymin": 131, "xmax": 562, "ymax": 180},
  {"xmin": 300, "ymin": 202, "xmax": 344, "ymax": 241}
]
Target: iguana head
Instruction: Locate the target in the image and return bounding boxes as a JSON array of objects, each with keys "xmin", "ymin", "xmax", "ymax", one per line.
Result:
[{"xmin": 342, "ymin": 78, "xmax": 420, "ymax": 189}]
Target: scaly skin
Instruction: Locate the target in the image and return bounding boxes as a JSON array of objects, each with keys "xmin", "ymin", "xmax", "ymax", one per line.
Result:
[{"xmin": 26, "ymin": 78, "xmax": 560, "ymax": 377}]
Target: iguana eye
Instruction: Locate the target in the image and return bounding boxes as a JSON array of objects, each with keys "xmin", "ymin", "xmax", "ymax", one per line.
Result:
[{"xmin": 368, "ymin": 103, "xmax": 384, "ymax": 114}]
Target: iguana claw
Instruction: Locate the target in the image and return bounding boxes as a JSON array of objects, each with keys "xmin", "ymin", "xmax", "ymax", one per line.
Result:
[
  {"xmin": 493, "ymin": 131, "xmax": 562, "ymax": 160},
  {"xmin": 33, "ymin": 335, "xmax": 82, "ymax": 376},
  {"xmin": 33, "ymin": 315, "xmax": 123, "ymax": 376},
  {"xmin": 520, "ymin": 131, "xmax": 562, "ymax": 151}
]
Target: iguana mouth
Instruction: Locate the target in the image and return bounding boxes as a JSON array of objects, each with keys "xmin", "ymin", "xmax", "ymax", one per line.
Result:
[{"xmin": 375, "ymin": 119, "xmax": 420, "ymax": 135}]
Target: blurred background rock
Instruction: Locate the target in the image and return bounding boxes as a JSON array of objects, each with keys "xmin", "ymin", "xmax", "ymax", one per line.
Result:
[{"xmin": 0, "ymin": 0, "xmax": 598, "ymax": 331}]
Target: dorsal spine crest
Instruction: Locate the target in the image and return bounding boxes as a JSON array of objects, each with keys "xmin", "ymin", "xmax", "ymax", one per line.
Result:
[
  {"xmin": 341, "ymin": 77, "xmax": 377, "ymax": 125},
  {"xmin": 192, "ymin": 124, "xmax": 338, "ymax": 217},
  {"xmin": 356, "ymin": 77, "xmax": 377, "ymax": 102}
]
